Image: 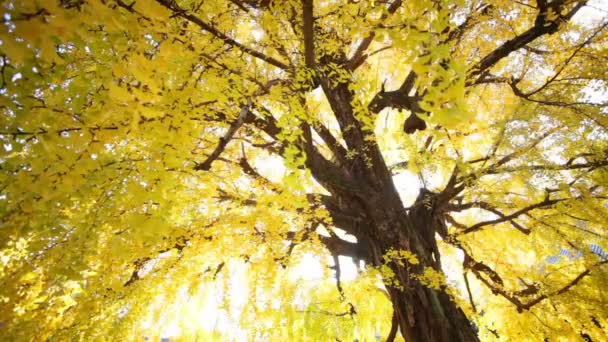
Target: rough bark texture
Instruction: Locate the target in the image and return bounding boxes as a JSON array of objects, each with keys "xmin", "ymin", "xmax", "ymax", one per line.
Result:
[
  {"xmin": 347, "ymin": 186, "xmax": 479, "ymax": 342},
  {"xmin": 311, "ymin": 78, "xmax": 479, "ymax": 341},
  {"xmin": 384, "ymin": 194, "xmax": 479, "ymax": 342}
]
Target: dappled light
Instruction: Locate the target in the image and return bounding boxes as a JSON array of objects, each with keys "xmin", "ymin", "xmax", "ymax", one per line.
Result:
[{"xmin": 1, "ymin": 0, "xmax": 608, "ymax": 341}]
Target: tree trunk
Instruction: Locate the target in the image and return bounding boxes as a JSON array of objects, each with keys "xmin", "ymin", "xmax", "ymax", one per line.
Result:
[
  {"xmin": 323, "ymin": 166, "xmax": 478, "ymax": 341},
  {"xmin": 320, "ymin": 171, "xmax": 479, "ymax": 341},
  {"xmin": 364, "ymin": 193, "xmax": 479, "ymax": 342},
  {"xmin": 311, "ymin": 80, "xmax": 479, "ymax": 341},
  {"xmin": 384, "ymin": 274, "xmax": 479, "ymax": 342}
]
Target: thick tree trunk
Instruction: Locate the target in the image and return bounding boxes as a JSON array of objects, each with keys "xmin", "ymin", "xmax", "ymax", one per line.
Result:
[
  {"xmin": 311, "ymin": 80, "xmax": 479, "ymax": 341},
  {"xmin": 384, "ymin": 276, "xmax": 479, "ymax": 342},
  {"xmin": 325, "ymin": 171, "xmax": 477, "ymax": 341},
  {"xmin": 364, "ymin": 196, "xmax": 479, "ymax": 342}
]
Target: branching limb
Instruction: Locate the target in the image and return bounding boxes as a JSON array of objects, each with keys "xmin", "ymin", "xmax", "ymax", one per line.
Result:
[
  {"xmin": 195, "ymin": 102, "xmax": 251, "ymax": 171},
  {"xmin": 447, "ymin": 232, "xmax": 608, "ymax": 313},
  {"xmin": 456, "ymin": 125, "xmax": 562, "ymax": 183},
  {"xmin": 319, "ymin": 234, "xmax": 369, "ymax": 263},
  {"xmin": 520, "ymin": 260, "xmax": 608, "ymax": 311},
  {"xmin": 368, "ymin": 71, "xmax": 420, "ymax": 114},
  {"xmin": 232, "ymin": 0, "xmax": 271, "ymax": 10},
  {"xmin": 243, "ymin": 104, "xmax": 367, "ymax": 198},
  {"xmin": 469, "ymin": 0, "xmax": 587, "ymax": 83},
  {"xmin": 463, "ymin": 271, "xmax": 477, "ymax": 313},
  {"xmin": 524, "ymin": 21, "xmax": 608, "ymax": 98},
  {"xmin": 444, "ymin": 214, "xmax": 467, "ymax": 230},
  {"xmin": 389, "ymin": 161, "xmax": 409, "ymax": 175},
  {"xmin": 237, "ymin": 149, "xmax": 281, "ymax": 192},
  {"xmin": 445, "ymin": 237, "xmax": 527, "ymax": 308},
  {"xmin": 155, "ymin": 0, "xmax": 289, "ymax": 70},
  {"xmin": 484, "ymin": 159, "xmax": 608, "ymax": 174},
  {"xmin": 445, "ymin": 2, "xmax": 492, "ymax": 45},
  {"xmin": 313, "ymin": 122, "xmax": 348, "ymax": 165},
  {"xmin": 124, "ymin": 231, "xmax": 206, "ymax": 287},
  {"xmin": 485, "ymin": 125, "xmax": 563, "ymax": 172},
  {"xmin": 367, "ymin": 71, "xmax": 429, "ymax": 134},
  {"xmin": 276, "ymin": 222, "xmax": 320, "ymax": 267},
  {"xmin": 463, "ymin": 253, "xmax": 504, "ymax": 286},
  {"xmin": 365, "ymin": 2, "xmax": 492, "ymax": 115},
  {"xmin": 460, "ymin": 198, "xmax": 562, "ymax": 234},
  {"xmin": 347, "ymin": 0, "xmax": 403, "ymax": 70},
  {"xmin": 508, "ymin": 77, "xmax": 608, "ymax": 107},
  {"xmin": 447, "ymin": 201, "xmax": 531, "ymax": 234},
  {"xmin": 309, "ymin": 193, "xmax": 369, "ymax": 237}
]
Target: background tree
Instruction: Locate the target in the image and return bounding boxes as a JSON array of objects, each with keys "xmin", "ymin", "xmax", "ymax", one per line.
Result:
[{"xmin": 1, "ymin": 0, "xmax": 607, "ymax": 340}]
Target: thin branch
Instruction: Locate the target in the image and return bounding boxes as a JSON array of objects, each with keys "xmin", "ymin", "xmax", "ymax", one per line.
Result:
[
  {"xmin": 331, "ymin": 247, "xmax": 345, "ymax": 298},
  {"xmin": 114, "ymin": 0, "xmax": 151, "ymax": 20},
  {"xmin": 484, "ymin": 159, "xmax": 608, "ymax": 174},
  {"xmin": 276, "ymin": 222, "xmax": 319, "ymax": 267},
  {"xmin": 448, "ymin": 201, "xmax": 531, "ymax": 234},
  {"xmin": 0, "ymin": 125, "xmax": 119, "ymax": 138},
  {"xmin": 469, "ymin": 0, "xmax": 587, "ymax": 83},
  {"xmin": 389, "ymin": 160, "xmax": 409, "ymax": 175},
  {"xmin": 513, "ymin": 0, "xmax": 537, "ymax": 9},
  {"xmin": 238, "ymin": 157, "xmax": 277, "ymax": 191},
  {"xmin": 508, "ymin": 72, "xmax": 608, "ymax": 107},
  {"xmin": 228, "ymin": 0, "xmax": 251, "ymax": 13},
  {"xmin": 445, "ymin": 214, "xmax": 468, "ymax": 230},
  {"xmin": 155, "ymin": 0, "xmax": 289, "ymax": 70},
  {"xmin": 445, "ymin": 3, "xmax": 493, "ymax": 45},
  {"xmin": 195, "ymin": 101, "xmax": 251, "ymax": 171},
  {"xmin": 313, "ymin": 122, "xmax": 348, "ymax": 164},
  {"xmin": 461, "ymin": 198, "xmax": 561, "ymax": 234},
  {"xmin": 463, "ymin": 271, "xmax": 477, "ymax": 313},
  {"xmin": 521, "ymin": 260, "xmax": 608, "ymax": 311},
  {"xmin": 487, "ymin": 125, "xmax": 562, "ymax": 171},
  {"xmin": 347, "ymin": 0, "xmax": 403, "ymax": 70},
  {"xmin": 124, "ymin": 234, "xmax": 192, "ymax": 287},
  {"xmin": 296, "ymin": 304, "xmax": 356, "ymax": 317}
]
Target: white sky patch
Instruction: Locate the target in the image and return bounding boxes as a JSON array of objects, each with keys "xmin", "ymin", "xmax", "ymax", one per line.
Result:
[
  {"xmin": 253, "ymin": 154, "xmax": 285, "ymax": 182},
  {"xmin": 392, "ymin": 170, "xmax": 421, "ymax": 206},
  {"xmin": 251, "ymin": 29, "xmax": 264, "ymax": 41},
  {"xmin": 572, "ymin": 0, "xmax": 608, "ymax": 27},
  {"xmin": 290, "ymin": 253, "xmax": 324, "ymax": 281},
  {"xmin": 336, "ymin": 256, "xmax": 359, "ymax": 281},
  {"xmin": 581, "ymin": 80, "xmax": 608, "ymax": 104}
]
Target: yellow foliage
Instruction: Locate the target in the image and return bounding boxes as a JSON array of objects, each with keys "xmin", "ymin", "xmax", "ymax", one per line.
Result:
[{"xmin": 0, "ymin": 0, "xmax": 607, "ymax": 340}]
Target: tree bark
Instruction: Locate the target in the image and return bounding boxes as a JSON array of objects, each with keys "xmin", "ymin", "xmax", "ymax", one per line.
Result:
[
  {"xmin": 311, "ymin": 79, "xmax": 479, "ymax": 341},
  {"xmin": 365, "ymin": 194, "xmax": 479, "ymax": 342},
  {"xmin": 313, "ymin": 143, "xmax": 479, "ymax": 340}
]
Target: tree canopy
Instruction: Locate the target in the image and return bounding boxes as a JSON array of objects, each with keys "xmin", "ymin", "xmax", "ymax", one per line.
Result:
[{"xmin": 1, "ymin": 0, "xmax": 608, "ymax": 340}]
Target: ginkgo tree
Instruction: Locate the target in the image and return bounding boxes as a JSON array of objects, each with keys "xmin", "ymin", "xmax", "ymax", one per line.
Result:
[{"xmin": 1, "ymin": 0, "xmax": 608, "ymax": 340}]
